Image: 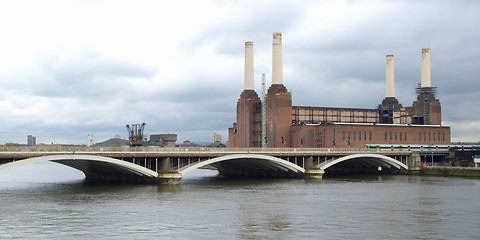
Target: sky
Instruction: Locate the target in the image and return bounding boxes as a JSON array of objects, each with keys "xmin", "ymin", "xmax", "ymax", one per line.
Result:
[{"xmin": 0, "ymin": 0, "xmax": 479, "ymax": 145}]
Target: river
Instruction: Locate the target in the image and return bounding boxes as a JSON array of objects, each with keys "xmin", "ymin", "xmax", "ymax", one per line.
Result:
[{"xmin": 1, "ymin": 162, "xmax": 479, "ymax": 239}]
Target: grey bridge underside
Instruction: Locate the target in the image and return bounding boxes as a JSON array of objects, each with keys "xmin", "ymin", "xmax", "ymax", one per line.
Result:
[
  {"xmin": 318, "ymin": 153, "xmax": 409, "ymax": 174},
  {"xmin": 0, "ymin": 155, "xmax": 159, "ymax": 183},
  {"xmin": 178, "ymin": 154, "xmax": 306, "ymax": 177},
  {"xmin": 0, "ymin": 153, "xmax": 408, "ymax": 182}
]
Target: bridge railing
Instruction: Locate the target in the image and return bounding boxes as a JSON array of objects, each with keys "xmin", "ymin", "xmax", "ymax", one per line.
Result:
[
  {"xmin": 0, "ymin": 145, "xmax": 373, "ymax": 153},
  {"xmin": 0, "ymin": 145, "xmax": 430, "ymax": 155}
]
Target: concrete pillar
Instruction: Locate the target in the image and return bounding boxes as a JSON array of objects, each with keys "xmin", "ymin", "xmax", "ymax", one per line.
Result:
[
  {"xmin": 157, "ymin": 157, "xmax": 170, "ymax": 171},
  {"xmin": 304, "ymin": 156, "xmax": 314, "ymax": 169},
  {"xmin": 385, "ymin": 54, "xmax": 395, "ymax": 97},
  {"xmin": 421, "ymin": 48, "xmax": 431, "ymax": 88},
  {"xmin": 157, "ymin": 157, "xmax": 182, "ymax": 184},
  {"xmin": 408, "ymin": 153, "xmax": 422, "ymax": 171},
  {"xmin": 244, "ymin": 42, "xmax": 254, "ymax": 90},
  {"xmin": 272, "ymin": 32, "xmax": 283, "ymax": 85},
  {"xmin": 303, "ymin": 156, "xmax": 324, "ymax": 178}
]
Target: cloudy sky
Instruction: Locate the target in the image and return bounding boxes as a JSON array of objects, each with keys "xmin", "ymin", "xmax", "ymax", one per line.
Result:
[{"xmin": 0, "ymin": 0, "xmax": 478, "ymax": 145}]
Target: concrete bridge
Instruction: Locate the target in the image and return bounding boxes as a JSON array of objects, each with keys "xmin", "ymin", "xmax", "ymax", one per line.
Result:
[{"xmin": 0, "ymin": 148, "xmax": 416, "ymax": 184}]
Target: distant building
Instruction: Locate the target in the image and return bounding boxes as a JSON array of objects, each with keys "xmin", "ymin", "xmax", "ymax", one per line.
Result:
[
  {"xmin": 87, "ymin": 134, "xmax": 94, "ymax": 147},
  {"xmin": 27, "ymin": 135, "xmax": 36, "ymax": 146},
  {"xmin": 213, "ymin": 133, "xmax": 223, "ymax": 144},
  {"xmin": 149, "ymin": 134, "xmax": 177, "ymax": 147},
  {"xmin": 95, "ymin": 137, "xmax": 129, "ymax": 147}
]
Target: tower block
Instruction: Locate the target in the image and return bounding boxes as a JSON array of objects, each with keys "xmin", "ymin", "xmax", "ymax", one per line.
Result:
[
  {"xmin": 236, "ymin": 90, "xmax": 261, "ymax": 147},
  {"xmin": 229, "ymin": 42, "xmax": 261, "ymax": 147},
  {"xmin": 265, "ymin": 84, "xmax": 292, "ymax": 148},
  {"xmin": 411, "ymin": 48, "xmax": 441, "ymax": 125},
  {"xmin": 265, "ymin": 32, "xmax": 292, "ymax": 148},
  {"xmin": 379, "ymin": 54, "xmax": 402, "ymax": 123}
]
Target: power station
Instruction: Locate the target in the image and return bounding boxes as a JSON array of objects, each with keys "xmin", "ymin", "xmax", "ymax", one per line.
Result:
[{"xmin": 228, "ymin": 32, "xmax": 450, "ymax": 148}]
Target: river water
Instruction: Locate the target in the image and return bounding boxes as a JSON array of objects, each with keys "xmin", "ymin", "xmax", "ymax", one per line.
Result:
[{"xmin": 1, "ymin": 162, "xmax": 479, "ymax": 240}]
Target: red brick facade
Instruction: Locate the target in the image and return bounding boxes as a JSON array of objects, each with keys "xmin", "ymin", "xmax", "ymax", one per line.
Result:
[
  {"xmin": 265, "ymin": 84, "xmax": 292, "ymax": 148},
  {"xmin": 291, "ymin": 123, "xmax": 450, "ymax": 148},
  {"xmin": 228, "ymin": 84, "xmax": 450, "ymax": 148},
  {"xmin": 228, "ymin": 90, "xmax": 261, "ymax": 147}
]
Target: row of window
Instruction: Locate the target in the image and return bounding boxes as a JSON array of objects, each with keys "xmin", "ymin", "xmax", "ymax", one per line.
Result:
[
  {"xmin": 419, "ymin": 132, "xmax": 445, "ymax": 142},
  {"xmin": 341, "ymin": 131, "xmax": 446, "ymax": 142},
  {"xmin": 383, "ymin": 131, "xmax": 445, "ymax": 142},
  {"xmin": 385, "ymin": 132, "xmax": 408, "ymax": 141},
  {"xmin": 342, "ymin": 131, "xmax": 372, "ymax": 141}
]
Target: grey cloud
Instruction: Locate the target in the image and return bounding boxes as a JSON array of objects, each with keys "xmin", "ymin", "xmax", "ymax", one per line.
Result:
[
  {"xmin": 2, "ymin": 0, "xmax": 480, "ymax": 144},
  {"xmin": 32, "ymin": 51, "xmax": 156, "ymax": 99},
  {"xmin": 183, "ymin": 1, "xmax": 305, "ymax": 56}
]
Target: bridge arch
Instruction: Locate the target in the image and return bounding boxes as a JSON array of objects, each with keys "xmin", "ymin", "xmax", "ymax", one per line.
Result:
[
  {"xmin": 318, "ymin": 153, "xmax": 408, "ymax": 174},
  {"xmin": 179, "ymin": 154, "xmax": 305, "ymax": 177},
  {"xmin": 0, "ymin": 154, "xmax": 158, "ymax": 182}
]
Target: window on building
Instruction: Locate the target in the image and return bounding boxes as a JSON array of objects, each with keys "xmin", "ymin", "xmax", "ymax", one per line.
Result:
[
  {"xmin": 343, "ymin": 131, "xmax": 345, "ymax": 140},
  {"xmin": 405, "ymin": 132, "xmax": 407, "ymax": 141},
  {"xmin": 424, "ymin": 133, "xmax": 427, "ymax": 141},
  {"xmin": 395, "ymin": 132, "xmax": 397, "ymax": 141},
  {"xmin": 369, "ymin": 131, "xmax": 372, "ymax": 140},
  {"xmin": 348, "ymin": 131, "xmax": 350, "ymax": 140},
  {"xmin": 390, "ymin": 132, "xmax": 392, "ymax": 140},
  {"xmin": 433, "ymin": 133, "xmax": 436, "ymax": 141},
  {"xmin": 419, "ymin": 132, "xmax": 422, "ymax": 141},
  {"xmin": 385, "ymin": 132, "xmax": 388, "ymax": 140},
  {"xmin": 438, "ymin": 132, "xmax": 440, "ymax": 142},
  {"xmin": 400, "ymin": 132, "xmax": 402, "ymax": 141},
  {"xmin": 429, "ymin": 132, "xmax": 431, "ymax": 141},
  {"xmin": 443, "ymin": 133, "xmax": 445, "ymax": 141},
  {"xmin": 364, "ymin": 131, "xmax": 367, "ymax": 140},
  {"xmin": 359, "ymin": 131, "xmax": 361, "ymax": 140},
  {"xmin": 354, "ymin": 131, "xmax": 356, "ymax": 140}
]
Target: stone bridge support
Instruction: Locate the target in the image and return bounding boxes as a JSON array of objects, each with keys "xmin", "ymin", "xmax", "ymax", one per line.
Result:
[
  {"xmin": 303, "ymin": 156, "xmax": 324, "ymax": 179},
  {"xmin": 408, "ymin": 153, "xmax": 422, "ymax": 171},
  {"xmin": 157, "ymin": 157, "xmax": 182, "ymax": 184}
]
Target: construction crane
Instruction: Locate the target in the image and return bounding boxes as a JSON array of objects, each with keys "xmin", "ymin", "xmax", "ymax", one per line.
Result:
[{"xmin": 126, "ymin": 123, "xmax": 146, "ymax": 146}]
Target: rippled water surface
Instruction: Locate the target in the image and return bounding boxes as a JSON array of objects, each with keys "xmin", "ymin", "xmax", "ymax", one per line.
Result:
[{"xmin": 1, "ymin": 162, "xmax": 480, "ymax": 239}]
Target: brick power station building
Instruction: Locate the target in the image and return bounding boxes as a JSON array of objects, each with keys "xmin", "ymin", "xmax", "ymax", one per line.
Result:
[{"xmin": 228, "ymin": 32, "xmax": 450, "ymax": 148}]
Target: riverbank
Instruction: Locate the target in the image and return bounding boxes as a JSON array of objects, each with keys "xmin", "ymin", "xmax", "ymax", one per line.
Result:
[{"xmin": 413, "ymin": 166, "xmax": 480, "ymax": 178}]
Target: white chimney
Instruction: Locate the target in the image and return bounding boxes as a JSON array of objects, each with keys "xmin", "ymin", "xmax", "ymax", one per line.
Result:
[
  {"xmin": 272, "ymin": 32, "xmax": 283, "ymax": 85},
  {"xmin": 385, "ymin": 54, "xmax": 395, "ymax": 98},
  {"xmin": 421, "ymin": 47, "xmax": 431, "ymax": 88},
  {"xmin": 244, "ymin": 42, "xmax": 254, "ymax": 90}
]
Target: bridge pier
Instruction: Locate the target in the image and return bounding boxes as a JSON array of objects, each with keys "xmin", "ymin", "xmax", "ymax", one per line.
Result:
[
  {"xmin": 408, "ymin": 153, "xmax": 422, "ymax": 172},
  {"xmin": 157, "ymin": 157, "xmax": 182, "ymax": 184},
  {"xmin": 157, "ymin": 171, "xmax": 183, "ymax": 184},
  {"xmin": 303, "ymin": 169, "xmax": 324, "ymax": 179},
  {"xmin": 303, "ymin": 156, "xmax": 324, "ymax": 178}
]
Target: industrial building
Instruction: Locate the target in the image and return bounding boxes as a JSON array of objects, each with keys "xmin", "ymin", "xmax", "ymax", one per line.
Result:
[
  {"xmin": 228, "ymin": 32, "xmax": 450, "ymax": 148},
  {"xmin": 149, "ymin": 134, "xmax": 177, "ymax": 147}
]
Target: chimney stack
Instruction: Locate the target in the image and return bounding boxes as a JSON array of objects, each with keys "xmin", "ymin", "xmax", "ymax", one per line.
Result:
[
  {"xmin": 272, "ymin": 32, "xmax": 283, "ymax": 85},
  {"xmin": 385, "ymin": 54, "xmax": 395, "ymax": 98},
  {"xmin": 421, "ymin": 47, "xmax": 431, "ymax": 88},
  {"xmin": 244, "ymin": 42, "xmax": 254, "ymax": 90}
]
